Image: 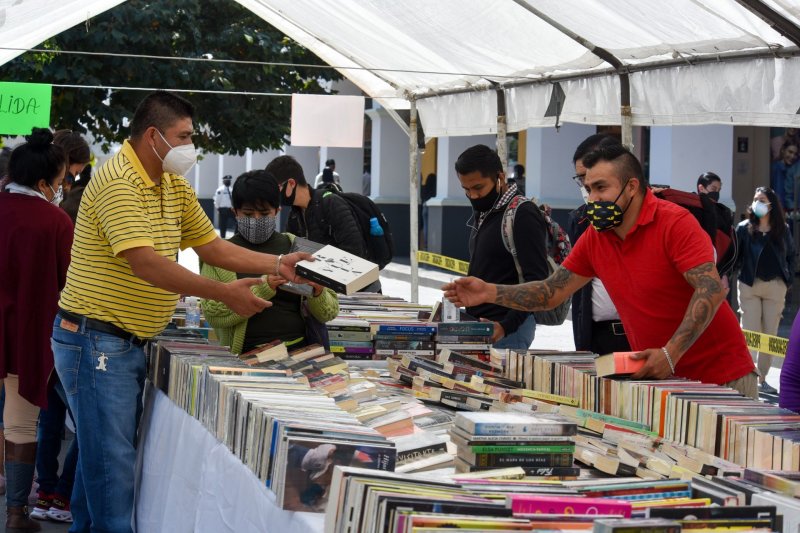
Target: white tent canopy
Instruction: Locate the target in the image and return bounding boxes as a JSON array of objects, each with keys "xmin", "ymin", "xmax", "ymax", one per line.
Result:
[{"xmin": 3, "ymin": 0, "xmax": 800, "ymax": 133}]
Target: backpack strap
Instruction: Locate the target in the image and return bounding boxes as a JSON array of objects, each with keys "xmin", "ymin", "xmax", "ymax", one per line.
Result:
[{"xmin": 501, "ymin": 195, "xmax": 530, "ymax": 284}]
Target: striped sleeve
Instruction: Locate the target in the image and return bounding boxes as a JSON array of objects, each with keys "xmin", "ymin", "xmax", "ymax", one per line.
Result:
[
  {"xmin": 175, "ymin": 176, "xmax": 216, "ymax": 250},
  {"xmin": 94, "ymin": 175, "xmax": 154, "ymax": 256}
]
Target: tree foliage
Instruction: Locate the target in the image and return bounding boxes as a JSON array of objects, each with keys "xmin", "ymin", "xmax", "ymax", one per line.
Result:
[{"xmin": 0, "ymin": 0, "xmax": 340, "ymax": 154}]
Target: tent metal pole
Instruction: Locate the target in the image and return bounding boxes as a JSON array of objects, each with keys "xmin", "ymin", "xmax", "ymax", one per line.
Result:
[
  {"xmin": 496, "ymin": 88, "xmax": 508, "ymax": 170},
  {"xmin": 409, "ymin": 98, "xmax": 420, "ymax": 303},
  {"xmin": 619, "ymin": 72, "xmax": 633, "ymax": 150}
]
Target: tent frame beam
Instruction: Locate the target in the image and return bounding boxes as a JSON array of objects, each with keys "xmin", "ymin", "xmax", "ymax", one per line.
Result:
[{"xmin": 735, "ymin": 0, "xmax": 800, "ymax": 47}]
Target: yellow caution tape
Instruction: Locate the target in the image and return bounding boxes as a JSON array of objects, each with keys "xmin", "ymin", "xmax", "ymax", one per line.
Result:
[
  {"xmin": 742, "ymin": 329, "xmax": 787, "ymax": 358},
  {"xmin": 416, "ymin": 251, "xmax": 469, "ymax": 275}
]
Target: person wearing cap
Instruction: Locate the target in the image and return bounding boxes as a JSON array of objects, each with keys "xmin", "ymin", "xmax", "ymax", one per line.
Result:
[{"xmin": 214, "ymin": 175, "xmax": 234, "ymax": 238}]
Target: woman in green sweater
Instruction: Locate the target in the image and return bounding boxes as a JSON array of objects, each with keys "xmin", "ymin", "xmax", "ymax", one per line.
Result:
[{"xmin": 201, "ymin": 170, "xmax": 339, "ymax": 354}]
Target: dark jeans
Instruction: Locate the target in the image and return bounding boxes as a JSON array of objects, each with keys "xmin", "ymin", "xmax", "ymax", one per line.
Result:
[
  {"xmin": 36, "ymin": 375, "xmax": 78, "ymax": 499},
  {"xmin": 218, "ymin": 207, "xmax": 234, "ymax": 239}
]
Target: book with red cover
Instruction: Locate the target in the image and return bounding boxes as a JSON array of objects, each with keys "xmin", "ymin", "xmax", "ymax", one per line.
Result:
[{"xmin": 594, "ymin": 352, "xmax": 645, "ymax": 378}]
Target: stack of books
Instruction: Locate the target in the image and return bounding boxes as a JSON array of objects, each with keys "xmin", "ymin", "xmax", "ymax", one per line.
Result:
[
  {"xmin": 326, "ymin": 318, "xmax": 375, "ymax": 360},
  {"xmin": 436, "ymin": 321, "xmax": 494, "ymax": 362},
  {"xmin": 450, "ymin": 412, "xmax": 578, "ymax": 476},
  {"xmin": 373, "ymin": 323, "xmax": 437, "ymax": 360}
]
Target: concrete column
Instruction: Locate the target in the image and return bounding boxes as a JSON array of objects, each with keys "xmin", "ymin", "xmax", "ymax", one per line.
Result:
[
  {"xmin": 365, "ymin": 106, "xmax": 413, "ymax": 258},
  {"xmin": 426, "ymin": 134, "xmax": 495, "ymax": 260},
  {"xmin": 526, "ymin": 123, "xmax": 595, "ymax": 212},
  {"xmin": 649, "ymin": 125, "xmax": 734, "ymax": 204}
]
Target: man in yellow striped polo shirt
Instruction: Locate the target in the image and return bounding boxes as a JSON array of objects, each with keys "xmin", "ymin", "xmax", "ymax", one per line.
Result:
[{"xmin": 51, "ymin": 91, "xmax": 310, "ymax": 533}]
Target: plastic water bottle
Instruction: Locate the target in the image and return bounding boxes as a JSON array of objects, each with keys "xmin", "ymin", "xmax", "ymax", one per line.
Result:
[
  {"xmin": 185, "ymin": 296, "xmax": 201, "ymax": 328},
  {"xmin": 369, "ymin": 217, "xmax": 384, "ymax": 236}
]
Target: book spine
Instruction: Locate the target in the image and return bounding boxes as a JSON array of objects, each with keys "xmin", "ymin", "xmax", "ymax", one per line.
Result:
[
  {"xmin": 437, "ymin": 324, "xmax": 494, "ymax": 336},
  {"xmin": 374, "ymin": 333, "xmax": 434, "ymax": 341},
  {"xmin": 437, "ymin": 343, "xmax": 493, "ymax": 351},
  {"xmin": 374, "ymin": 340, "xmax": 435, "ymax": 350},
  {"xmin": 331, "ymin": 346, "xmax": 374, "ymax": 354},
  {"xmin": 472, "ymin": 452, "xmax": 574, "ymax": 467},
  {"xmin": 378, "ymin": 325, "xmax": 438, "ymax": 334},
  {"xmin": 469, "ymin": 444, "xmax": 576, "ymax": 454},
  {"xmin": 296, "ymin": 264, "xmax": 346, "ymax": 294},
  {"xmin": 435, "ymin": 335, "xmax": 492, "ymax": 343},
  {"xmin": 509, "ymin": 497, "xmax": 631, "ymax": 517},
  {"xmin": 376, "ymin": 349, "xmax": 435, "ymax": 356},
  {"xmin": 396, "ymin": 443, "xmax": 448, "ymax": 464}
]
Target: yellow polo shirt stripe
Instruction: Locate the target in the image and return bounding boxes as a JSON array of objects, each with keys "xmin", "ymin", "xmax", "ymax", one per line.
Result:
[{"xmin": 59, "ymin": 140, "xmax": 216, "ymax": 338}]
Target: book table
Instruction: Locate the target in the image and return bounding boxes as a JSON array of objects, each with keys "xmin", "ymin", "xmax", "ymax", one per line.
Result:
[{"xmin": 135, "ymin": 384, "xmax": 324, "ymax": 532}]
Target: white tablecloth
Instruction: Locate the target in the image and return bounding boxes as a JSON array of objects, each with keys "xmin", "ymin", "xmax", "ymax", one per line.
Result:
[{"xmin": 135, "ymin": 385, "xmax": 324, "ymax": 532}]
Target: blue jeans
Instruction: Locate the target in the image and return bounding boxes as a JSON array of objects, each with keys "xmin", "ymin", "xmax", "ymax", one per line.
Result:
[
  {"xmin": 493, "ymin": 315, "xmax": 536, "ymax": 351},
  {"xmin": 36, "ymin": 375, "xmax": 78, "ymax": 499},
  {"xmin": 51, "ymin": 317, "xmax": 146, "ymax": 533}
]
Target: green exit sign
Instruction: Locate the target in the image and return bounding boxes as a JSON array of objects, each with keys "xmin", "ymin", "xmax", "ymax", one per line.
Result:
[{"xmin": 0, "ymin": 82, "xmax": 52, "ymax": 135}]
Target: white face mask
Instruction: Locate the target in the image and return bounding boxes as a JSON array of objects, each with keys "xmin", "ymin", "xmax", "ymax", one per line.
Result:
[
  {"xmin": 751, "ymin": 200, "xmax": 770, "ymax": 219},
  {"xmin": 153, "ymin": 129, "xmax": 197, "ymax": 176},
  {"xmin": 48, "ymin": 183, "xmax": 63, "ymax": 205}
]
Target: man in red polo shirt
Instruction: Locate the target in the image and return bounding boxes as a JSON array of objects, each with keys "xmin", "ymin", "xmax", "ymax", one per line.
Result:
[{"xmin": 444, "ymin": 144, "xmax": 757, "ymax": 398}]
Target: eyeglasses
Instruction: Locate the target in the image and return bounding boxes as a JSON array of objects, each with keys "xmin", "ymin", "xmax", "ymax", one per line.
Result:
[{"xmin": 572, "ymin": 174, "xmax": 586, "ymax": 187}]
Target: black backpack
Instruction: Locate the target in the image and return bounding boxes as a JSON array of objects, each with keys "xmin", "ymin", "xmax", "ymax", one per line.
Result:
[{"xmin": 319, "ymin": 190, "xmax": 395, "ymax": 269}]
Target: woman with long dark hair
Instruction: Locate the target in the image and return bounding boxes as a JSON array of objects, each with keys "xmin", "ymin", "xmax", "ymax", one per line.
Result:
[
  {"xmin": 0, "ymin": 128, "xmax": 73, "ymax": 531},
  {"xmin": 735, "ymin": 187, "xmax": 796, "ymax": 394}
]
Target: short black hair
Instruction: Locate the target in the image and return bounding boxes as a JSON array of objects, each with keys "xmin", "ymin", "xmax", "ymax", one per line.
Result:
[
  {"xmin": 231, "ymin": 170, "xmax": 280, "ymax": 211},
  {"xmin": 325, "ymin": 158, "xmax": 335, "ymax": 167},
  {"xmin": 265, "ymin": 155, "xmax": 307, "ymax": 187},
  {"xmin": 697, "ymin": 172, "xmax": 721, "ymax": 190},
  {"xmin": 454, "ymin": 145, "xmax": 502, "ymax": 179},
  {"xmin": 8, "ymin": 128, "xmax": 66, "ymax": 188},
  {"xmin": 130, "ymin": 91, "xmax": 194, "ymax": 139},
  {"xmin": 573, "ymin": 134, "xmax": 621, "ymax": 164},
  {"xmin": 322, "ymin": 167, "xmax": 334, "ymax": 183},
  {"xmin": 52, "ymin": 130, "xmax": 90, "ymax": 166},
  {"xmin": 582, "ymin": 144, "xmax": 647, "ymax": 192},
  {"xmin": 513, "ymin": 164, "xmax": 525, "ymax": 177}
]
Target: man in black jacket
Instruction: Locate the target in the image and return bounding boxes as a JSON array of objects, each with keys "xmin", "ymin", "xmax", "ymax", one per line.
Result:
[
  {"xmin": 567, "ymin": 134, "xmax": 631, "ymax": 354},
  {"xmin": 456, "ymin": 145, "xmax": 548, "ymax": 350},
  {"xmin": 266, "ymin": 155, "xmax": 381, "ymax": 292}
]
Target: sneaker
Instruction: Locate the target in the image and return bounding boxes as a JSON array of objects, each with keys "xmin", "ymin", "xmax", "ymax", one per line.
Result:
[
  {"xmin": 759, "ymin": 381, "xmax": 778, "ymax": 395},
  {"xmin": 47, "ymin": 496, "xmax": 73, "ymax": 523},
  {"xmin": 30, "ymin": 491, "xmax": 53, "ymax": 521}
]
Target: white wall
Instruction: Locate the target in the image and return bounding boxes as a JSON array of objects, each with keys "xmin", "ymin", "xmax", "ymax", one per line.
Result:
[
  {"xmin": 526, "ymin": 123, "xmax": 595, "ymax": 208},
  {"xmin": 649, "ymin": 125, "xmax": 734, "ymax": 204}
]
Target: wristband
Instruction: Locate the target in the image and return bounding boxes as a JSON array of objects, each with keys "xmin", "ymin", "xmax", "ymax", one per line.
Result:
[
  {"xmin": 276, "ymin": 254, "xmax": 283, "ymax": 276},
  {"xmin": 662, "ymin": 346, "xmax": 676, "ymax": 375}
]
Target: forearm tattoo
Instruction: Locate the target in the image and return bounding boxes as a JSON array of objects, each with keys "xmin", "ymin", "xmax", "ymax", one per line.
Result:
[
  {"xmin": 495, "ymin": 266, "xmax": 573, "ymax": 311},
  {"xmin": 671, "ymin": 262, "xmax": 723, "ymax": 356}
]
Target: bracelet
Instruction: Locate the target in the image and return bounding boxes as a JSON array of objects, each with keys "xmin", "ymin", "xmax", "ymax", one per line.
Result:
[
  {"xmin": 661, "ymin": 346, "xmax": 676, "ymax": 375},
  {"xmin": 275, "ymin": 254, "xmax": 283, "ymax": 276}
]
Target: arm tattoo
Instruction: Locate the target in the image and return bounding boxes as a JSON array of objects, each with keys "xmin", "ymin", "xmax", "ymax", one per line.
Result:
[
  {"xmin": 495, "ymin": 266, "xmax": 573, "ymax": 311},
  {"xmin": 670, "ymin": 262, "xmax": 724, "ymax": 357}
]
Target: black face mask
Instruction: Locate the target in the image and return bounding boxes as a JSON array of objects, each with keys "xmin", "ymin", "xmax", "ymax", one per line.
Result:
[
  {"xmin": 281, "ymin": 182, "xmax": 297, "ymax": 206},
  {"xmin": 704, "ymin": 191, "xmax": 720, "ymax": 202},
  {"xmin": 469, "ymin": 186, "xmax": 500, "ymax": 212}
]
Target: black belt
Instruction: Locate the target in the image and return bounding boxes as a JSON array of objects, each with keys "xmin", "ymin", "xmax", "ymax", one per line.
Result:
[
  {"xmin": 57, "ymin": 308, "xmax": 149, "ymax": 348},
  {"xmin": 592, "ymin": 320, "xmax": 626, "ymax": 336}
]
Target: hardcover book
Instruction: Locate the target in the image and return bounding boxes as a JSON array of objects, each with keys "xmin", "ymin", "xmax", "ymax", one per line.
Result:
[{"xmin": 295, "ymin": 245, "xmax": 379, "ymax": 295}]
